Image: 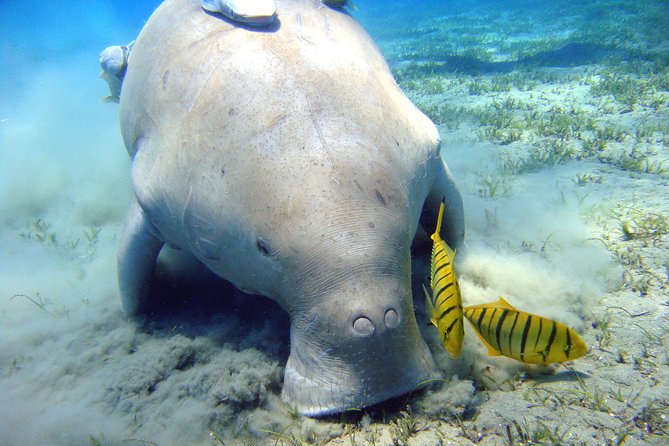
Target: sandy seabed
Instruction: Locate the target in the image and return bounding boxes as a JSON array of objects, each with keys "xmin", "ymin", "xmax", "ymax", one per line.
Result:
[{"xmin": 1, "ymin": 0, "xmax": 668, "ymax": 445}]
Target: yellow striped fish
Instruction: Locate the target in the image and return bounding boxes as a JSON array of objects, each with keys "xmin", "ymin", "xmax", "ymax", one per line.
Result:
[
  {"xmin": 423, "ymin": 197, "xmax": 464, "ymax": 358},
  {"xmin": 463, "ymin": 297, "xmax": 587, "ymax": 364}
]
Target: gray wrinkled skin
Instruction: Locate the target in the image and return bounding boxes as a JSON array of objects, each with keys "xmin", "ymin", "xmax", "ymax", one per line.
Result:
[{"xmin": 118, "ymin": 0, "xmax": 464, "ymax": 416}]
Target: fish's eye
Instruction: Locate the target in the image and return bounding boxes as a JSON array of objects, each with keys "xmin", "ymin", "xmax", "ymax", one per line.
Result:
[{"xmin": 256, "ymin": 238, "xmax": 271, "ymax": 256}]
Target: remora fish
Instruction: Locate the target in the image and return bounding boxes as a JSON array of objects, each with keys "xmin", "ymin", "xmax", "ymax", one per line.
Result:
[
  {"xmin": 99, "ymin": 42, "xmax": 132, "ymax": 103},
  {"xmin": 463, "ymin": 297, "xmax": 587, "ymax": 364},
  {"xmin": 423, "ymin": 197, "xmax": 464, "ymax": 358}
]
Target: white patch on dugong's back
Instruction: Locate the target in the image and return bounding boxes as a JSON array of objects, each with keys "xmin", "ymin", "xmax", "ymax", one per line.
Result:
[
  {"xmin": 118, "ymin": 0, "xmax": 464, "ymax": 416},
  {"xmin": 200, "ymin": 0, "xmax": 277, "ymax": 25}
]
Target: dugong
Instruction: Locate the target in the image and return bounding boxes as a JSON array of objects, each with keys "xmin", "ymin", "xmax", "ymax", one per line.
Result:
[{"xmin": 118, "ymin": 0, "xmax": 464, "ymax": 416}]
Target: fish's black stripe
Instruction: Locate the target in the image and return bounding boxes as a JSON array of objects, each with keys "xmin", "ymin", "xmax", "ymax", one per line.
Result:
[
  {"xmin": 434, "ymin": 274, "xmax": 454, "ymax": 295},
  {"xmin": 520, "ymin": 316, "xmax": 532, "ymax": 359},
  {"xmin": 434, "ymin": 282, "xmax": 454, "ymax": 303},
  {"xmin": 565, "ymin": 327, "xmax": 572, "ymax": 358},
  {"xmin": 434, "ymin": 271, "xmax": 454, "ymax": 285},
  {"xmin": 495, "ymin": 309, "xmax": 509, "ymax": 353},
  {"xmin": 545, "ymin": 322, "xmax": 557, "ymax": 360},
  {"xmin": 434, "ymin": 247, "xmax": 450, "ymax": 263},
  {"xmin": 444, "ymin": 316, "xmax": 459, "ymax": 334},
  {"xmin": 476, "ymin": 308, "xmax": 487, "ymax": 332},
  {"xmin": 433, "ymin": 249, "xmax": 449, "ymax": 266},
  {"xmin": 533, "ymin": 318, "xmax": 543, "ymax": 352},
  {"xmin": 433, "ymin": 261, "xmax": 450, "ymax": 278},
  {"xmin": 486, "ymin": 309, "xmax": 498, "ymax": 344},
  {"xmin": 509, "ymin": 311, "xmax": 520, "ymax": 354},
  {"xmin": 437, "ymin": 304, "xmax": 458, "ymax": 321}
]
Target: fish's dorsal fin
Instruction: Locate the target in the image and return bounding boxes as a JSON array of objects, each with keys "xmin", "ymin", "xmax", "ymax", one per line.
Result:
[
  {"xmin": 422, "ymin": 284, "xmax": 437, "ymax": 327},
  {"xmin": 464, "ymin": 297, "xmax": 517, "ymax": 311},
  {"xmin": 431, "ymin": 196, "xmax": 446, "ymax": 242},
  {"xmin": 494, "ymin": 297, "xmax": 516, "ymax": 310},
  {"xmin": 443, "ymin": 242, "xmax": 456, "ymax": 260}
]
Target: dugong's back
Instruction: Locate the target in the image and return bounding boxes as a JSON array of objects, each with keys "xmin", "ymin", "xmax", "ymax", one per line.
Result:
[{"xmin": 120, "ymin": 0, "xmax": 438, "ymax": 182}]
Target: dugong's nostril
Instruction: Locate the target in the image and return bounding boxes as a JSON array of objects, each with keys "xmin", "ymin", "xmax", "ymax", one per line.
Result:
[
  {"xmin": 352, "ymin": 316, "xmax": 375, "ymax": 336},
  {"xmin": 385, "ymin": 309, "xmax": 400, "ymax": 329}
]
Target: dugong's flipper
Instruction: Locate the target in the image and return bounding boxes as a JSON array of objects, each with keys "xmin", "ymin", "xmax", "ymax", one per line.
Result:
[
  {"xmin": 421, "ymin": 155, "xmax": 465, "ymax": 250},
  {"xmin": 118, "ymin": 200, "xmax": 165, "ymax": 315},
  {"xmin": 200, "ymin": 0, "xmax": 277, "ymax": 26}
]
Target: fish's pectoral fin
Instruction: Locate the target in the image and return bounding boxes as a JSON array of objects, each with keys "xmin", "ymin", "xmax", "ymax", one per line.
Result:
[
  {"xmin": 476, "ymin": 331, "xmax": 500, "ymax": 357},
  {"xmin": 422, "ymin": 283, "xmax": 437, "ymax": 327},
  {"xmin": 486, "ymin": 346, "xmax": 501, "ymax": 356},
  {"xmin": 463, "ymin": 317, "xmax": 500, "ymax": 357}
]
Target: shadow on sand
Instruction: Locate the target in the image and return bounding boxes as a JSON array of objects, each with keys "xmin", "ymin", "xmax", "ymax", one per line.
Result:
[
  {"xmin": 394, "ymin": 42, "xmax": 635, "ymax": 76},
  {"xmin": 126, "ymin": 248, "xmax": 291, "ymax": 361}
]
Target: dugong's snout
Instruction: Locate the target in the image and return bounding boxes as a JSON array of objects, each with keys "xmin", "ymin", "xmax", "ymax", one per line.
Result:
[{"xmin": 281, "ymin": 278, "xmax": 437, "ymax": 416}]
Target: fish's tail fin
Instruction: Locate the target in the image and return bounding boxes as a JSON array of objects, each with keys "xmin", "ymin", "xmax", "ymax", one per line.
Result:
[{"xmin": 431, "ymin": 196, "xmax": 446, "ymax": 242}]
